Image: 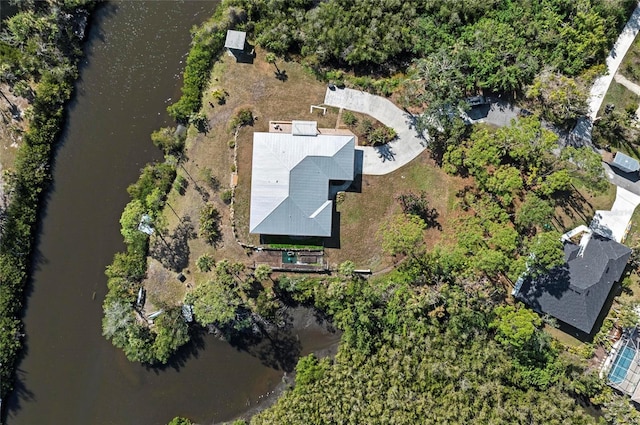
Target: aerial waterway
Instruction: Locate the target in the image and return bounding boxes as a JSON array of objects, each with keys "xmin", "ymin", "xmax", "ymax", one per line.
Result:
[{"xmin": 6, "ymin": 2, "xmax": 338, "ymax": 424}]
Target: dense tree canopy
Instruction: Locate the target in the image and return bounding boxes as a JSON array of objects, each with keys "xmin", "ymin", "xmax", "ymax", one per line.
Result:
[
  {"xmin": 253, "ymin": 282, "xmax": 598, "ymax": 425},
  {"xmin": 230, "ymin": 0, "xmax": 633, "ymax": 92}
]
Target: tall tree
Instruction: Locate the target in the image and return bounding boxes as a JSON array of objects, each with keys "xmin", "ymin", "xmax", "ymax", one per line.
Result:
[
  {"xmin": 378, "ymin": 213, "xmax": 426, "ymax": 258},
  {"xmin": 527, "ymin": 231, "xmax": 565, "ymax": 276}
]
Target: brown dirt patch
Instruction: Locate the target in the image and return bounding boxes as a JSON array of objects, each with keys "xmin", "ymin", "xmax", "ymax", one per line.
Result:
[
  {"xmin": 0, "ymin": 83, "xmax": 31, "ymax": 190},
  {"xmin": 142, "ymin": 257, "xmax": 187, "ymax": 311}
]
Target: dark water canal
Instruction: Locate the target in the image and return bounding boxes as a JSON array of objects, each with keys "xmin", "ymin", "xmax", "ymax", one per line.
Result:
[{"xmin": 7, "ymin": 2, "xmax": 338, "ymax": 424}]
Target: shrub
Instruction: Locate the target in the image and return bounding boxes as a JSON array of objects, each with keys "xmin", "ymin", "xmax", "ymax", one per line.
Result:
[
  {"xmin": 197, "ymin": 253, "xmax": 215, "ymax": 272},
  {"xmin": 127, "ymin": 162, "xmax": 176, "ymax": 203},
  {"xmin": 200, "ymin": 167, "xmax": 220, "ymax": 191},
  {"xmin": 151, "ymin": 127, "xmax": 184, "ymax": 155},
  {"xmin": 220, "ymin": 189, "xmax": 232, "ymax": 204},
  {"xmin": 229, "ymin": 108, "xmax": 254, "ymax": 132},
  {"xmin": 211, "ymin": 88, "xmax": 227, "ymax": 105},
  {"xmin": 359, "ymin": 118, "xmax": 373, "ymax": 135},
  {"xmin": 199, "ymin": 203, "xmax": 221, "ymax": 245},
  {"xmin": 173, "ymin": 175, "xmax": 187, "ymax": 195},
  {"xmin": 342, "ymin": 110, "xmax": 357, "ymax": 127}
]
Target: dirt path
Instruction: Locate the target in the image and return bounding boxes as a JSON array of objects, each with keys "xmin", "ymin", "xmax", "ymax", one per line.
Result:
[
  {"xmin": 613, "ymin": 72, "xmax": 640, "ymax": 118},
  {"xmin": 614, "ymin": 72, "xmax": 640, "ymax": 96}
]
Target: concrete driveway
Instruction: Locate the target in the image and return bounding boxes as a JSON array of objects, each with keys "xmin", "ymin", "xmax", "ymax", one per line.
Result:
[
  {"xmin": 324, "ymin": 87, "xmax": 427, "ymax": 175},
  {"xmin": 588, "ymin": 5, "xmax": 640, "ymax": 119},
  {"xmin": 591, "ymin": 186, "xmax": 640, "ymax": 242}
]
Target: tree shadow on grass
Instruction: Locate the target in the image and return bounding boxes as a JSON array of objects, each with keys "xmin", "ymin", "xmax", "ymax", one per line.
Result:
[{"xmin": 149, "ymin": 216, "xmax": 196, "ymax": 272}]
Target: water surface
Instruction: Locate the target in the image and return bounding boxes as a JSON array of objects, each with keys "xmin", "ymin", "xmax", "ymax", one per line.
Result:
[{"xmin": 7, "ymin": 2, "xmax": 338, "ymax": 424}]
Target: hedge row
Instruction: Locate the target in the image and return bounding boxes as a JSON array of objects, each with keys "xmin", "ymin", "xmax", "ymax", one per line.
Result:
[{"xmin": 166, "ymin": 2, "xmax": 240, "ymax": 122}]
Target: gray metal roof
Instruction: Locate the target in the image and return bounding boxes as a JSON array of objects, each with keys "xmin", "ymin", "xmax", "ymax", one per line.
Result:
[
  {"xmin": 613, "ymin": 151, "xmax": 640, "ymax": 173},
  {"xmin": 224, "ymin": 30, "xmax": 246, "ymax": 50},
  {"xmin": 515, "ymin": 233, "xmax": 631, "ymax": 334},
  {"xmin": 250, "ymin": 130, "xmax": 355, "ymax": 237}
]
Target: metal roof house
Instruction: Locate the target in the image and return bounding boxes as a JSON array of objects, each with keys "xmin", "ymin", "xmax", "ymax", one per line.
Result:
[
  {"xmin": 611, "ymin": 151, "xmax": 640, "ymax": 174},
  {"xmin": 249, "ymin": 121, "xmax": 355, "ymax": 237},
  {"xmin": 514, "ymin": 231, "xmax": 631, "ymax": 334},
  {"xmin": 224, "ymin": 30, "xmax": 246, "ymax": 55}
]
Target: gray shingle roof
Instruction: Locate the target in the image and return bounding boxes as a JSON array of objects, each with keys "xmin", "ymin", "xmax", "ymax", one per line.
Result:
[
  {"xmin": 515, "ymin": 233, "xmax": 631, "ymax": 334},
  {"xmin": 224, "ymin": 30, "xmax": 246, "ymax": 50},
  {"xmin": 249, "ymin": 130, "xmax": 355, "ymax": 237}
]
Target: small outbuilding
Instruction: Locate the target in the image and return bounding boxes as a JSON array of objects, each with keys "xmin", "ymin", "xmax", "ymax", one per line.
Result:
[
  {"xmin": 611, "ymin": 151, "xmax": 640, "ymax": 174},
  {"xmin": 224, "ymin": 30, "xmax": 247, "ymax": 57}
]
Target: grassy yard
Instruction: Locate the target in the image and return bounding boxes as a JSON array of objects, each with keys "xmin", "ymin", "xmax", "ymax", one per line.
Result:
[
  {"xmin": 598, "ymin": 81, "xmax": 639, "ymax": 118},
  {"xmin": 144, "ymin": 46, "xmax": 345, "ymax": 298},
  {"xmin": 620, "ymin": 33, "xmax": 640, "ymax": 87},
  {"xmin": 552, "ymin": 184, "xmax": 617, "ymax": 232},
  {"xmin": 326, "ymin": 153, "xmax": 467, "ymax": 270},
  {"xmin": 623, "ymin": 200, "xmax": 640, "ymax": 249}
]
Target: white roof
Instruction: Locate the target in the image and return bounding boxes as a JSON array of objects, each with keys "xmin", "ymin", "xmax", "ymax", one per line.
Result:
[
  {"xmin": 224, "ymin": 30, "xmax": 246, "ymax": 50},
  {"xmin": 291, "ymin": 120, "xmax": 318, "ymax": 136},
  {"xmin": 250, "ymin": 131, "xmax": 355, "ymax": 237}
]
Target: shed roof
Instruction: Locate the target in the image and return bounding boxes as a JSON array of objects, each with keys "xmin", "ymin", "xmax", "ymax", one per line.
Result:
[
  {"xmin": 249, "ymin": 128, "xmax": 355, "ymax": 237},
  {"xmin": 613, "ymin": 151, "xmax": 640, "ymax": 173},
  {"xmin": 515, "ymin": 233, "xmax": 631, "ymax": 334},
  {"xmin": 224, "ymin": 30, "xmax": 246, "ymax": 50}
]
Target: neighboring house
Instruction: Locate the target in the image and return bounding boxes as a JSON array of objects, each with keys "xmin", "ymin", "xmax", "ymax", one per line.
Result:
[
  {"xmin": 224, "ymin": 30, "xmax": 246, "ymax": 58},
  {"xmin": 249, "ymin": 121, "xmax": 355, "ymax": 237},
  {"xmin": 514, "ymin": 230, "xmax": 631, "ymax": 334},
  {"xmin": 611, "ymin": 151, "xmax": 640, "ymax": 174}
]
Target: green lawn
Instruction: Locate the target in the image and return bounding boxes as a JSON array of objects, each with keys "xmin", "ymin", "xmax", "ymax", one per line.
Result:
[
  {"xmin": 598, "ymin": 81, "xmax": 639, "ymax": 117},
  {"xmin": 620, "ymin": 33, "xmax": 640, "ymax": 86}
]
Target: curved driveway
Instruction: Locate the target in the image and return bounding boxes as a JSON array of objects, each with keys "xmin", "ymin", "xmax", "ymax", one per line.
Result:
[{"xmin": 324, "ymin": 87, "xmax": 427, "ymax": 175}]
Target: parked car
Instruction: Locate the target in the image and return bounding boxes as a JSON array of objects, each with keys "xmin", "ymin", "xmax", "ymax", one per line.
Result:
[
  {"xmin": 465, "ymin": 95, "xmax": 488, "ymax": 107},
  {"xmin": 518, "ymin": 108, "xmax": 533, "ymax": 117}
]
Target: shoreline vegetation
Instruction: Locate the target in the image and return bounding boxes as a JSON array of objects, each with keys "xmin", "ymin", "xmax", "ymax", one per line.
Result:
[
  {"xmin": 101, "ymin": 1, "xmax": 239, "ymax": 364},
  {"xmin": 95, "ymin": 0, "xmax": 640, "ymax": 424},
  {"xmin": 0, "ymin": 0, "xmax": 95, "ymax": 412}
]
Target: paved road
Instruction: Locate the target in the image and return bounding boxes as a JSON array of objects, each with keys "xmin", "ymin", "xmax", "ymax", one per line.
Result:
[
  {"xmin": 588, "ymin": 4, "xmax": 640, "ymax": 119},
  {"xmin": 462, "ymin": 99, "xmax": 521, "ymax": 127},
  {"xmin": 324, "ymin": 87, "xmax": 427, "ymax": 175}
]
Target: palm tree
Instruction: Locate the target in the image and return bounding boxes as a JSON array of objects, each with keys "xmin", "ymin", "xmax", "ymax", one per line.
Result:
[{"xmin": 254, "ymin": 264, "xmax": 272, "ymax": 282}]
